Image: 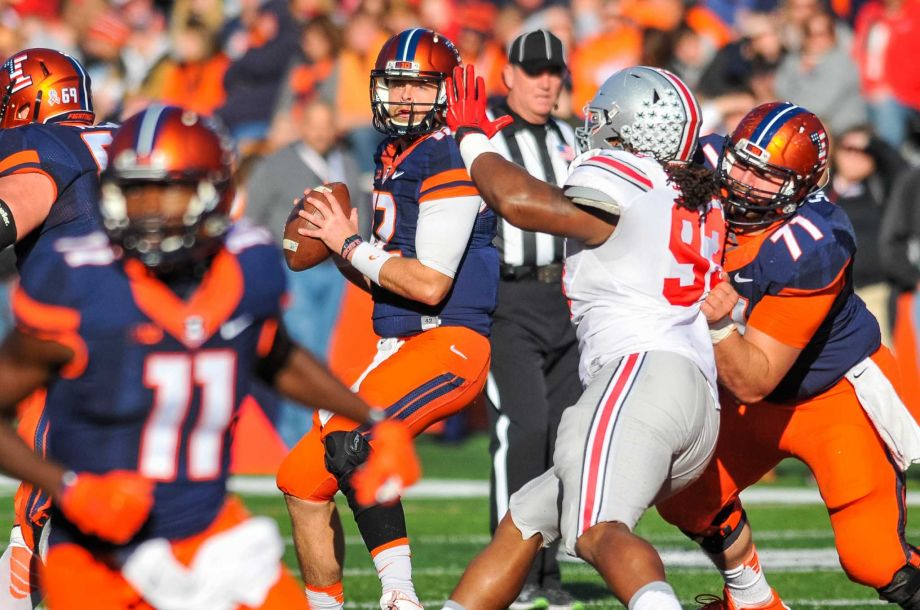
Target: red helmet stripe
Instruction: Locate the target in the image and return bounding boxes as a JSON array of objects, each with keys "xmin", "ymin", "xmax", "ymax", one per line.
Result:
[{"xmin": 659, "ymin": 70, "xmax": 699, "ymax": 162}]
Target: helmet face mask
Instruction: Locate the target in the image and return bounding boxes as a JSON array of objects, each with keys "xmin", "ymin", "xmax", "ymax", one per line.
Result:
[
  {"xmin": 370, "ymin": 29, "xmax": 461, "ymax": 137},
  {"xmin": 719, "ymin": 142, "xmax": 801, "ymax": 229},
  {"xmin": 576, "ymin": 105, "xmax": 620, "ymax": 153},
  {"xmin": 719, "ymin": 102, "xmax": 829, "ymax": 231},
  {"xmin": 101, "ymin": 180, "xmax": 229, "ymax": 270},
  {"xmin": 100, "ymin": 106, "xmax": 235, "ymax": 273},
  {"xmin": 574, "ymin": 66, "xmax": 700, "ymax": 162},
  {"xmin": 371, "ymin": 73, "xmax": 444, "ymax": 136}
]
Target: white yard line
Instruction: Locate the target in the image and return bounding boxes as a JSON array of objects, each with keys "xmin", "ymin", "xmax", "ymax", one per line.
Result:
[
  {"xmin": 340, "ymin": 599, "xmax": 886, "ymax": 609},
  {"xmin": 0, "ymin": 475, "xmax": 913, "ymax": 506},
  {"xmin": 340, "ymin": 547, "xmax": 848, "ymax": 575},
  {"xmin": 235, "ymin": 477, "xmax": 920, "ymax": 504}
]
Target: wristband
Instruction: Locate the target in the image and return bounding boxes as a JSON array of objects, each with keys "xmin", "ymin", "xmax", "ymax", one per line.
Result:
[
  {"xmin": 453, "ymin": 126, "xmax": 485, "ymax": 144},
  {"xmin": 458, "ymin": 132, "xmax": 497, "ymax": 170},
  {"xmin": 0, "ymin": 197, "xmax": 17, "ymax": 250},
  {"xmin": 367, "ymin": 407, "xmax": 387, "ymax": 425},
  {"xmin": 709, "ymin": 317, "xmax": 737, "ymax": 344},
  {"xmin": 340, "ymin": 233, "xmax": 363, "ymax": 259},
  {"xmin": 349, "ymin": 242, "xmax": 393, "ymax": 285},
  {"xmin": 57, "ymin": 470, "xmax": 78, "ymax": 500}
]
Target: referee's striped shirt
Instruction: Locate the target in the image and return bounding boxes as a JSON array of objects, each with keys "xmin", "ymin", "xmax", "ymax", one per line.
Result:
[{"xmin": 486, "ymin": 99, "xmax": 576, "ymax": 268}]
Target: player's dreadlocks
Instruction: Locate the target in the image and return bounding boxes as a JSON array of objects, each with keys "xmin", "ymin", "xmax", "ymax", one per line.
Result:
[{"xmin": 664, "ymin": 162, "xmax": 720, "ymax": 220}]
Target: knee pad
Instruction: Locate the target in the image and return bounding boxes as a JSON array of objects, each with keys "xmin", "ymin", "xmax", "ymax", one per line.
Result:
[
  {"xmin": 323, "ymin": 431, "xmax": 370, "ymax": 486},
  {"xmin": 684, "ymin": 498, "xmax": 748, "ymax": 555},
  {"xmin": 879, "ymin": 564, "xmax": 920, "ymax": 609}
]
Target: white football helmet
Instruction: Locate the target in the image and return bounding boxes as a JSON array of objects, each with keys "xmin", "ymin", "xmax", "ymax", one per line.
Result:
[{"xmin": 575, "ymin": 66, "xmax": 701, "ymax": 162}]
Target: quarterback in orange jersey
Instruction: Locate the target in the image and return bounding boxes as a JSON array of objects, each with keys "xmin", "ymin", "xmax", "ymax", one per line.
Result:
[
  {"xmin": 0, "ymin": 104, "xmax": 418, "ymax": 610},
  {"xmin": 657, "ymin": 103, "xmax": 920, "ymax": 610},
  {"xmin": 0, "ymin": 47, "xmax": 115, "ymax": 610},
  {"xmin": 275, "ymin": 28, "xmax": 498, "ymax": 610}
]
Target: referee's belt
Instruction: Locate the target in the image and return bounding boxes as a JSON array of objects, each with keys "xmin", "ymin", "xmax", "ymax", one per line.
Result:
[{"xmin": 500, "ymin": 262, "xmax": 563, "ymax": 283}]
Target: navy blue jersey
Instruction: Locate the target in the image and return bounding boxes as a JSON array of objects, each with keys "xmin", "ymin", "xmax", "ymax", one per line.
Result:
[
  {"xmin": 0, "ymin": 122, "xmax": 113, "ymax": 270},
  {"xmin": 13, "ymin": 221, "xmax": 286, "ymax": 547},
  {"xmin": 698, "ymin": 131, "xmax": 880, "ymax": 402},
  {"xmin": 370, "ymin": 128, "xmax": 498, "ymax": 337},
  {"xmin": 725, "ymin": 193, "xmax": 881, "ymax": 403},
  {"xmin": 695, "ymin": 132, "xmax": 726, "ymax": 171}
]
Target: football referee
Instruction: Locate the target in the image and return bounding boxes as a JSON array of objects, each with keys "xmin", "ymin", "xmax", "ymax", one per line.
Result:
[{"xmin": 484, "ymin": 29, "xmax": 582, "ymax": 610}]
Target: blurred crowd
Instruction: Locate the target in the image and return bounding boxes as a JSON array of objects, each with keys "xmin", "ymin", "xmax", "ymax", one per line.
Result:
[{"xmin": 1, "ymin": 0, "xmax": 920, "ymax": 438}]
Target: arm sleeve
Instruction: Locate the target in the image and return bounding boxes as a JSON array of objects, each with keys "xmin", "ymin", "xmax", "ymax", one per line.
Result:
[
  {"xmin": 415, "ymin": 195, "xmax": 482, "ymax": 277},
  {"xmin": 414, "ymin": 138, "xmax": 484, "ymax": 277}
]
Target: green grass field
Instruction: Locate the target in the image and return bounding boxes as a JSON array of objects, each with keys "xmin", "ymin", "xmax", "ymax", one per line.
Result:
[{"xmin": 3, "ymin": 433, "xmax": 909, "ymax": 609}]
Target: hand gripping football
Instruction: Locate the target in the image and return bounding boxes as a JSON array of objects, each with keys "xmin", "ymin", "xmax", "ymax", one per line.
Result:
[{"xmin": 282, "ymin": 182, "xmax": 352, "ymax": 271}]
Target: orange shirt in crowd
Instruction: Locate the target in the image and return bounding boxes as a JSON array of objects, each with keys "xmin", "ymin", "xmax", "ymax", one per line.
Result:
[
  {"xmin": 570, "ymin": 25, "xmax": 643, "ymax": 116},
  {"xmin": 289, "ymin": 57, "xmax": 335, "ymax": 101},
  {"xmin": 621, "ymin": 0, "xmax": 733, "ymax": 48},
  {"xmin": 160, "ymin": 54, "xmax": 230, "ymax": 116},
  {"xmin": 336, "ymin": 31, "xmax": 390, "ymax": 129},
  {"xmin": 472, "ymin": 41, "xmax": 508, "ymax": 98}
]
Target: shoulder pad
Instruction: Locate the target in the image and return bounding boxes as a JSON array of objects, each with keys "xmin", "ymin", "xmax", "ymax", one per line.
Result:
[
  {"xmin": 565, "ymin": 149, "xmax": 661, "ymax": 215},
  {"xmin": 694, "ymin": 133, "xmax": 726, "ymax": 171},
  {"xmin": 419, "ymin": 130, "xmax": 466, "ymax": 174},
  {"xmin": 226, "ymin": 219, "xmax": 274, "ymax": 254},
  {"xmin": 53, "ymin": 232, "xmax": 117, "ymax": 268},
  {"xmin": 17, "ymin": 243, "xmax": 80, "ymax": 309},
  {"xmin": 761, "ymin": 208, "xmax": 855, "ymax": 293}
]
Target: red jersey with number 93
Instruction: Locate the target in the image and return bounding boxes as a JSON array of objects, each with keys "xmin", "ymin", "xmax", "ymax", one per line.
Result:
[{"xmin": 562, "ymin": 148, "xmax": 725, "ymax": 389}]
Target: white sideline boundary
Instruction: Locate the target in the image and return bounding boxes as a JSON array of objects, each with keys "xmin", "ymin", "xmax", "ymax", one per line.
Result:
[
  {"xmin": 337, "ymin": 547, "xmax": 845, "ymax": 574},
  {"xmin": 236, "ymin": 477, "xmax": 920, "ymax": 505},
  {"xmin": 342, "ymin": 601, "xmax": 886, "ymax": 609},
  {"xmin": 0, "ymin": 476, "xmax": 919, "ymax": 505}
]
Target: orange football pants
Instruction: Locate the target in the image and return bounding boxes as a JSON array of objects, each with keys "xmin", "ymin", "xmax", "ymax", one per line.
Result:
[
  {"xmin": 42, "ymin": 498, "xmax": 307, "ymax": 610},
  {"xmin": 277, "ymin": 326, "xmax": 490, "ymax": 501},
  {"xmin": 893, "ymin": 292, "xmax": 920, "ymax": 415},
  {"xmin": 658, "ymin": 346, "xmax": 916, "ymax": 588},
  {"xmin": 13, "ymin": 390, "xmax": 49, "ymax": 551}
]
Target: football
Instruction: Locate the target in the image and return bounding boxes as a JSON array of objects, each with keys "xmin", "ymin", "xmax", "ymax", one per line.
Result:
[{"xmin": 282, "ymin": 182, "xmax": 352, "ymax": 271}]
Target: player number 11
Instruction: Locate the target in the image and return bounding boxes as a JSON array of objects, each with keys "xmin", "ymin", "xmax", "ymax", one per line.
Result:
[{"xmin": 139, "ymin": 350, "xmax": 237, "ymax": 481}]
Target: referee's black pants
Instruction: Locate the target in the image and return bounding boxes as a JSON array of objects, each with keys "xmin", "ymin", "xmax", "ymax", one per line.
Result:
[{"xmin": 487, "ymin": 276, "xmax": 582, "ymax": 589}]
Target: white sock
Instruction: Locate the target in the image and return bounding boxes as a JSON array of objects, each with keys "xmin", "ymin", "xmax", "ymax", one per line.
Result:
[
  {"xmin": 373, "ymin": 544, "xmax": 418, "ymax": 602},
  {"xmin": 628, "ymin": 581, "xmax": 682, "ymax": 610},
  {"xmin": 720, "ymin": 547, "xmax": 774, "ymax": 607},
  {"xmin": 305, "ymin": 581, "xmax": 344, "ymax": 610},
  {"xmin": 441, "ymin": 602, "xmax": 467, "ymax": 610}
]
